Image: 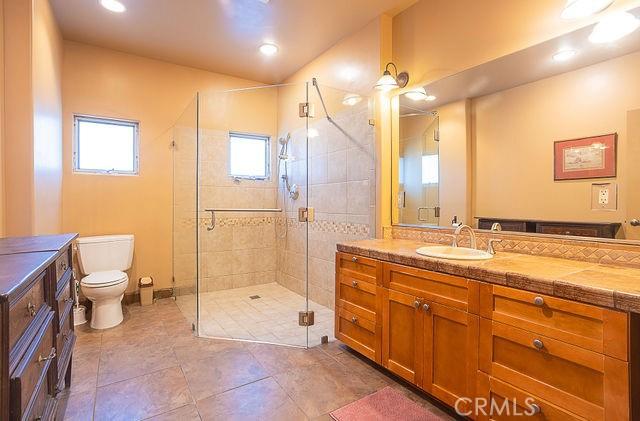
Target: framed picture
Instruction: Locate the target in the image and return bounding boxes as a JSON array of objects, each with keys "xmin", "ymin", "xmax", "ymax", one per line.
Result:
[{"xmin": 554, "ymin": 133, "xmax": 617, "ymax": 181}]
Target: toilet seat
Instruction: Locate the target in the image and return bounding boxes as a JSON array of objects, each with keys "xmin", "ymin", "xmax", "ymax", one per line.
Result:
[{"xmin": 81, "ymin": 270, "xmax": 128, "ymax": 288}]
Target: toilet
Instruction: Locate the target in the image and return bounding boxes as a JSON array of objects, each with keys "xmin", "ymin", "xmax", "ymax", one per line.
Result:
[{"xmin": 76, "ymin": 235, "xmax": 134, "ymax": 329}]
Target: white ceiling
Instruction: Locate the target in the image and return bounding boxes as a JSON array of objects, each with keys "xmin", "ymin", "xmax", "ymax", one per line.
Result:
[{"xmin": 50, "ymin": 0, "xmax": 413, "ymax": 84}]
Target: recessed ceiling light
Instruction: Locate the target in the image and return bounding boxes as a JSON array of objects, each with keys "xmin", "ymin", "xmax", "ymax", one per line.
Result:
[
  {"xmin": 99, "ymin": 0, "xmax": 126, "ymax": 13},
  {"xmin": 589, "ymin": 12, "xmax": 640, "ymax": 43},
  {"xmin": 552, "ymin": 49, "xmax": 578, "ymax": 61},
  {"xmin": 342, "ymin": 93, "xmax": 362, "ymax": 106},
  {"xmin": 425, "ymin": 95, "xmax": 437, "ymax": 101},
  {"xmin": 561, "ymin": 0, "xmax": 613, "ymax": 20},
  {"xmin": 259, "ymin": 43, "xmax": 278, "ymax": 56}
]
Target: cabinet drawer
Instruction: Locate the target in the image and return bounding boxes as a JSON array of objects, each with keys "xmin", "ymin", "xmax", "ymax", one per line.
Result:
[
  {"xmin": 11, "ymin": 311, "xmax": 56, "ymax": 419},
  {"xmin": 383, "ymin": 262, "xmax": 478, "ymax": 312},
  {"xmin": 55, "ymin": 280, "xmax": 74, "ymax": 330},
  {"xmin": 336, "ymin": 252, "xmax": 379, "ymax": 283},
  {"xmin": 337, "ymin": 272, "xmax": 377, "ymax": 322},
  {"xmin": 479, "ymin": 319, "xmax": 629, "ymax": 420},
  {"xmin": 23, "ymin": 368, "xmax": 57, "ymax": 421},
  {"xmin": 54, "ymin": 248, "xmax": 71, "ymax": 286},
  {"xmin": 476, "ymin": 372, "xmax": 585, "ymax": 421},
  {"xmin": 335, "ymin": 306, "xmax": 378, "ymax": 361},
  {"xmin": 9, "ymin": 271, "xmax": 47, "ymax": 352},
  {"xmin": 479, "ymin": 284, "xmax": 628, "ymax": 360}
]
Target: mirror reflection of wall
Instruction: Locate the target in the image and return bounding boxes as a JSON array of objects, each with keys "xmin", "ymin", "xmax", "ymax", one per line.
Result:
[{"xmin": 397, "ymin": 112, "xmax": 440, "ymax": 225}]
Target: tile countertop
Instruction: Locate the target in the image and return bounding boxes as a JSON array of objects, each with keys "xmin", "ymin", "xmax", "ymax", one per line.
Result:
[{"xmin": 337, "ymin": 239, "xmax": 640, "ymax": 314}]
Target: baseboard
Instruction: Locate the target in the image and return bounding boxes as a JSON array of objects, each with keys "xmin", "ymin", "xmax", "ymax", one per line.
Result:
[{"xmin": 122, "ymin": 288, "xmax": 174, "ymax": 305}]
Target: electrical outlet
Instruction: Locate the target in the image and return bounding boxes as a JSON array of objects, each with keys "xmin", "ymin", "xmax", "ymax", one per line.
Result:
[
  {"xmin": 591, "ymin": 183, "xmax": 617, "ymax": 211},
  {"xmin": 598, "ymin": 188, "xmax": 609, "ymax": 205}
]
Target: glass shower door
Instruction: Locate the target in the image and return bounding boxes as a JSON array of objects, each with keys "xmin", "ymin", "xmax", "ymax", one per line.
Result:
[{"xmin": 193, "ymin": 83, "xmax": 311, "ymax": 347}]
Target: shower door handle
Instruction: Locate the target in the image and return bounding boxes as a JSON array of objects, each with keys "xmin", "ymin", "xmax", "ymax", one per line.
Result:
[{"xmin": 205, "ymin": 209, "xmax": 216, "ymax": 231}]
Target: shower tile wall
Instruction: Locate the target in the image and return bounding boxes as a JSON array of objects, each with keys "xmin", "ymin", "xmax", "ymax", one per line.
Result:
[{"xmin": 276, "ymin": 99, "xmax": 375, "ymax": 309}]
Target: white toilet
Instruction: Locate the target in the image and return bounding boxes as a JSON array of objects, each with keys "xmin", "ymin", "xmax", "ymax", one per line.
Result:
[{"xmin": 76, "ymin": 235, "xmax": 134, "ymax": 329}]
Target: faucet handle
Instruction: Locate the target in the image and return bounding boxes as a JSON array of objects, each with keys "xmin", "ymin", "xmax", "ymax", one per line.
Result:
[
  {"xmin": 444, "ymin": 234, "xmax": 457, "ymax": 247},
  {"xmin": 487, "ymin": 238, "xmax": 502, "ymax": 255}
]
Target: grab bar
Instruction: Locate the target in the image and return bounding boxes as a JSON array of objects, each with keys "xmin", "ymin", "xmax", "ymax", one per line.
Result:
[{"xmin": 204, "ymin": 208, "xmax": 283, "ymax": 231}]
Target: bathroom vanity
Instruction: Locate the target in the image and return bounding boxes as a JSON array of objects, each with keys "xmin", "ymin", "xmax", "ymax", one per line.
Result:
[
  {"xmin": 335, "ymin": 239, "xmax": 640, "ymax": 420},
  {"xmin": 0, "ymin": 234, "xmax": 78, "ymax": 421}
]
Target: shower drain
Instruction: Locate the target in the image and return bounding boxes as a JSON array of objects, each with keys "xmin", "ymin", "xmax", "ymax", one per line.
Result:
[{"xmin": 249, "ymin": 295, "xmax": 261, "ymax": 300}]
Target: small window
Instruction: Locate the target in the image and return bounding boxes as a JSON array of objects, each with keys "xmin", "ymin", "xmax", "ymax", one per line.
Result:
[
  {"xmin": 228, "ymin": 132, "xmax": 270, "ymax": 179},
  {"xmin": 73, "ymin": 115, "xmax": 139, "ymax": 175},
  {"xmin": 422, "ymin": 154, "xmax": 439, "ymax": 184}
]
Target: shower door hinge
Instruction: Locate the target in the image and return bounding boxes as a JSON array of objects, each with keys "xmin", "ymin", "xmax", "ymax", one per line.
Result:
[
  {"xmin": 299, "ymin": 102, "xmax": 315, "ymax": 118},
  {"xmin": 298, "ymin": 207, "xmax": 315, "ymax": 222},
  {"xmin": 298, "ymin": 310, "xmax": 315, "ymax": 326}
]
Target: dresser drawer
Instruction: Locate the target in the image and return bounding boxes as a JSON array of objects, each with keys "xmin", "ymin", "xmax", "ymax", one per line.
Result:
[
  {"xmin": 479, "ymin": 284, "xmax": 628, "ymax": 360},
  {"xmin": 383, "ymin": 262, "xmax": 478, "ymax": 312},
  {"xmin": 337, "ymin": 271, "xmax": 377, "ymax": 322},
  {"xmin": 55, "ymin": 280, "xmax": 74, "ymax": 330},
  {"xmin": 11, "ymin": 311, "xmax": 56, "ymax": 419},
  {"xmin": 476, "ymin": 372, "xmax": 585, "ymax": 421},
  {"xmin": 9, "ymin": 272, "xmax": 47, "ymax": 352},
  {"xmin": 335, "ymin": 306, "xmax": 378, "ymax": 362},
  {"xmin": 479, "ymin": 319, "xmax": 628, "ymax": 420},
  {"xmin": 336, "ymin": 252, "xmax": 380, "ymax": 283},
  {"xmin": 54, "ymin": 248, "xmax": 71, "ymax": 286},
  {"xmin": 23, "ymin": 369, "xmax": 57, "ymax": 421}
]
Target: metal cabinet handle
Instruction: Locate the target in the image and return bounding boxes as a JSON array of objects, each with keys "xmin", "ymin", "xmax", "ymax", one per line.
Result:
[
  {"xmin": 529, "ymin": 403, "xmax": 541, "ymax": 415},
  {"xmin": 423, "ymin": 303, "xmax": 431, "ymax": 312},
  {"xmin": 351, "ymin": 316, "xmax": 358, "ymax": 324},
  {"xmin": 351, "ymin": 280, "xmax": 358, "ymax": 288},
  {"xmin": 414, "ymin": 299, "xmax": 422, "ymax": 309},
  {"xmin": 38, "ymin": 349, "xmax": 56, "ymax": 363},
  {"xmin": 533, "ymin": 339, "xmax": 544, "ymax": 350},
  {"xmin": 27, "ymin": 302, "xmax": 37, "ymax": 317},
  {"xmin": 351, "ymin": 256, "xmax": 358, "ymax": 263},
  {"xmin": 533, "ymin": 296, "xmax": 544, "ymax": 306}
]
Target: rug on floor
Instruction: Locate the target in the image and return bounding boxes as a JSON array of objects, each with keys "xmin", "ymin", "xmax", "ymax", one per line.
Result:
[{"xmin": 330, "ymin": 386, "xmax": 446, "ymax": 421}]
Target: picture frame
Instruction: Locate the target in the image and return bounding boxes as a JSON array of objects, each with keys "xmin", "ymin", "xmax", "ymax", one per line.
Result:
[{"xmin": 554, "ymin": 133, "xmax": 617, "ymax": 181}]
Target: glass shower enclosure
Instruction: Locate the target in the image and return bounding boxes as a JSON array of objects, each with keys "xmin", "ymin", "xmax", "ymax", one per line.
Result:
[{"xmin": 172, "ymin": 81, "xmax": 375, "ymax": 348}]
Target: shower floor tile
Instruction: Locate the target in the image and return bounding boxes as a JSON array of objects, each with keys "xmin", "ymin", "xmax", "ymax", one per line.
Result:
[{"xmin": 175, "ymin": 283, "xmax": 335, "ymax": 347}]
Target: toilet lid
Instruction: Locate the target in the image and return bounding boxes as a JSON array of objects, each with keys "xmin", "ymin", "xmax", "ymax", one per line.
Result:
[{"xmin": 81, "ymin": 270, "xmax": 128, "ymax": 287}]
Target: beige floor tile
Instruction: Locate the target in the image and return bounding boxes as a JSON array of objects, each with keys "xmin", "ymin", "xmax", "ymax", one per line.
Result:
[
  {"xmin": 97, "ymin": 343, "xmax": 178, "ymax": 386},
  {"xmin": 144, "ymin": 403, "xmax": 201, "ymax": 420}
]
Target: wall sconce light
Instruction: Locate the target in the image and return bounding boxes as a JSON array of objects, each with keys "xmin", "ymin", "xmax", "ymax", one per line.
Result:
[{"xmin": 374, "ymin": 62, "xmax": 409, "ymax": 91}]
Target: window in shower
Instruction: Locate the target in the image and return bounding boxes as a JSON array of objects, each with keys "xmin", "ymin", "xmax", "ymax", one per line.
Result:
[{"xmin": 228, "ymin": 131, "xmax": 270, "ymax": 179}]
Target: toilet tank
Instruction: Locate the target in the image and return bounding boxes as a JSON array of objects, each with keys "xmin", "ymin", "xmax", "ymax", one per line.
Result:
[{"xmin": 76, "ymin": 235, "xmax": 134, "ymax": 274}]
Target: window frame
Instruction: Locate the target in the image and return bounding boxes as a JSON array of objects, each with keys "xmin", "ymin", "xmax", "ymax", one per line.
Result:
[
  {"xmin": 73, "ymin": 114, "xmax": 140, "ymax": 176},
  {"xmin": 227, "ymin": 131, "xmax": 271, "ymax": 180}
]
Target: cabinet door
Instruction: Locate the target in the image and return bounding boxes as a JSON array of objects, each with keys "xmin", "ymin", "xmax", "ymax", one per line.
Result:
[
  {"xmin": 422, "ymin": 301, "xmax": 478, "ymax": 411},
  {"xmin": 381, "ymin": 288, "xmax": 422, "ymax": 384}
]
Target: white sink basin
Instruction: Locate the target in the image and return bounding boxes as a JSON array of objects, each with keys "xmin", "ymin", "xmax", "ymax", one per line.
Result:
[{"xmin": 416, "ymin": 245, "xmax": 493, "ymax": 260}]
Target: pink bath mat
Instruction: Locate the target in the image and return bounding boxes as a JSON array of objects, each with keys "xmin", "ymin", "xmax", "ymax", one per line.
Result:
[{"xmin": 330, "ymin": 386, "xmax": 446, "ymax": 421}]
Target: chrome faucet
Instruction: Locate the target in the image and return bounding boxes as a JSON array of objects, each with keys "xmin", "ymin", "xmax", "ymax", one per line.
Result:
[
  {"xmin": 486, "ymin": 222, "xmax": 502, "ymax": 255},
  {"xmin": 452, "ymin": 224, "xmax": 477, "ymax": 249}
]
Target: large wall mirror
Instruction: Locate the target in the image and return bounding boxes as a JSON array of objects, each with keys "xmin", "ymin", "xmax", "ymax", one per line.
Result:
[{"xmin": 391, "ymin": 6, "xmax": 640, "ymax": 241}]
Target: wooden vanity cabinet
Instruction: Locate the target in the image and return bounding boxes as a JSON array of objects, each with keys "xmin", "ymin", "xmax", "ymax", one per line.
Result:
[{"xmin": 335, "ymin": 251, "xmax": 636, "ymax": 420}]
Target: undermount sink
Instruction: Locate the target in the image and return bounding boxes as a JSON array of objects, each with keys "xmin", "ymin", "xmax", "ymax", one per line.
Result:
[{"xmin": 416, "ymin": 245, "xmax": 493, "ymax": 260}]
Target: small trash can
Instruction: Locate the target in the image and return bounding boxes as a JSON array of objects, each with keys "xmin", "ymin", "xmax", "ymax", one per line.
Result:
[{"xmin": 139, "ymin": 277, "xmax": 154, "ymax": 306}]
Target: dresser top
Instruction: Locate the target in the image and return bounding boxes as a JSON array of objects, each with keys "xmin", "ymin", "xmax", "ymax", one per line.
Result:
[
  {"xmin": 0, "ymin": 251, "xmax": 57, "ymax": 299},
  {"xmin": 337, "ymin": 238, "xmax": 640, "ymax": 314},
  {"xmin": 0, "ymin": 233, "xmax": 77, "ymax": 256}
]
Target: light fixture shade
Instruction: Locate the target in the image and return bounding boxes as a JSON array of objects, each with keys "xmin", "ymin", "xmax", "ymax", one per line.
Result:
[
  {"xmin": 561, "ymin": 0, "xmax": 613, "ymax": 19},
  {"xmin": 259, "ymin": 43, "xmax": 279, "ymax": 56},
  {"xmin": 589, "ymin": 12, "xmax": 640, "ymax": 43},
  {"xmin": 552, "ymin": 49, "xmax": 577, "ymax": 61},
  {"xmin": 425, "ymin": 95, "xmax": 437, "ymax": 101},
  {"xmin": 100, "ymin": 0, "xmax": 126, "ymax": 12},
  {"xmin": 404, "ymin": 88, "xmax": 428, "ymax": 101},
  {"xmin": 374, "ymin": 73, "xmax": 399, "ymax": 91},
  {"xmin": 342, "ymin": 93, "xmax": 362, "ymax": 106}
]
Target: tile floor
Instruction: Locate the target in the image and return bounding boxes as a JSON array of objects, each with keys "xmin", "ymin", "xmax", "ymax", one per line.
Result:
[
  {"xmin": 176, "ymin": 283, "xmax": 335, "ymax": 347},
  {"xmin": 58, "ymin": 298, "xmax": 455, "ymax": 421}
]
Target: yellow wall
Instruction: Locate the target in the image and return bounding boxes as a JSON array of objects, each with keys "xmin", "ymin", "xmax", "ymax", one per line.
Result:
[
  {"xmin": 392, "ymin": 0, "xmax": 640, "ymax": 86},
  {"xmin": 33, "ymin": 0, "xmax": 64, "ymax": 234},
  {"xmin": 473, "ymin": 52, "xmax": 640, "ymax": 232},
  {"xmin": 61, "ymin": 42, "xmax": 269, "ymax": 292}
]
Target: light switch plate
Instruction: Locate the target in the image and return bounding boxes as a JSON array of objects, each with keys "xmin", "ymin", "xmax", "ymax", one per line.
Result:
[{"xmin": 591, "ymin": 183, "xmax": 617, "ymax": 211}]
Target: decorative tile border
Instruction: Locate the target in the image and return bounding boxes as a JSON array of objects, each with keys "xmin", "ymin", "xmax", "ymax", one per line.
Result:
[{"xmin": 391, "ymin": 225, "xmax": 640, "ymax": 268}]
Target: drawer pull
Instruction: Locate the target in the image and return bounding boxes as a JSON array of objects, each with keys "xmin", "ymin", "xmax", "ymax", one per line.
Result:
[
  {"xmin": 27, "ymin": 302, "xmax": 37, "ymax": 317},
  {"xmin": 423, "ymin": 303, "xmax": 431, "ymax": 312},
  {"xmin": 60, "ymin": 261, "xmax": 68, "ymax": 271},
  {"xmin": 351, "ymin": 256, "xmax": 358, "ymax": 263},
  {"xmin": 414, "ymin": 299, "xmax": 422, "ymax": 309},
  {"xmin": 533, "ymin": 296, "xmax": 545, "ymax": 306},
  {"xmin": 351, "ymin": 280, "xmax": 359, "ymax": 288},
  {"xmin": 66, "ymin": 297, "xmax": 74, "ymax": 304},
  {"xmin": 533, "ymin": 339, "xmax": 544, "ymax": 350},
  {"xmin": 351, "ymin": 316, "xmax": 358, "ymax": 324},
  {"xmin": 38, "ymin": 349, "xmax": 56, "ymax": 363},
  {"xmin": 529, "ymin": 403, "xmax": 541, "ymax": 415}
]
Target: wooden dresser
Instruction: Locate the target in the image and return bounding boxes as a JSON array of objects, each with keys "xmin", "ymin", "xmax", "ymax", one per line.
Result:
[{"xmin": 0, "ymin": 234, "xmax": 78, "ymax": 421}]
